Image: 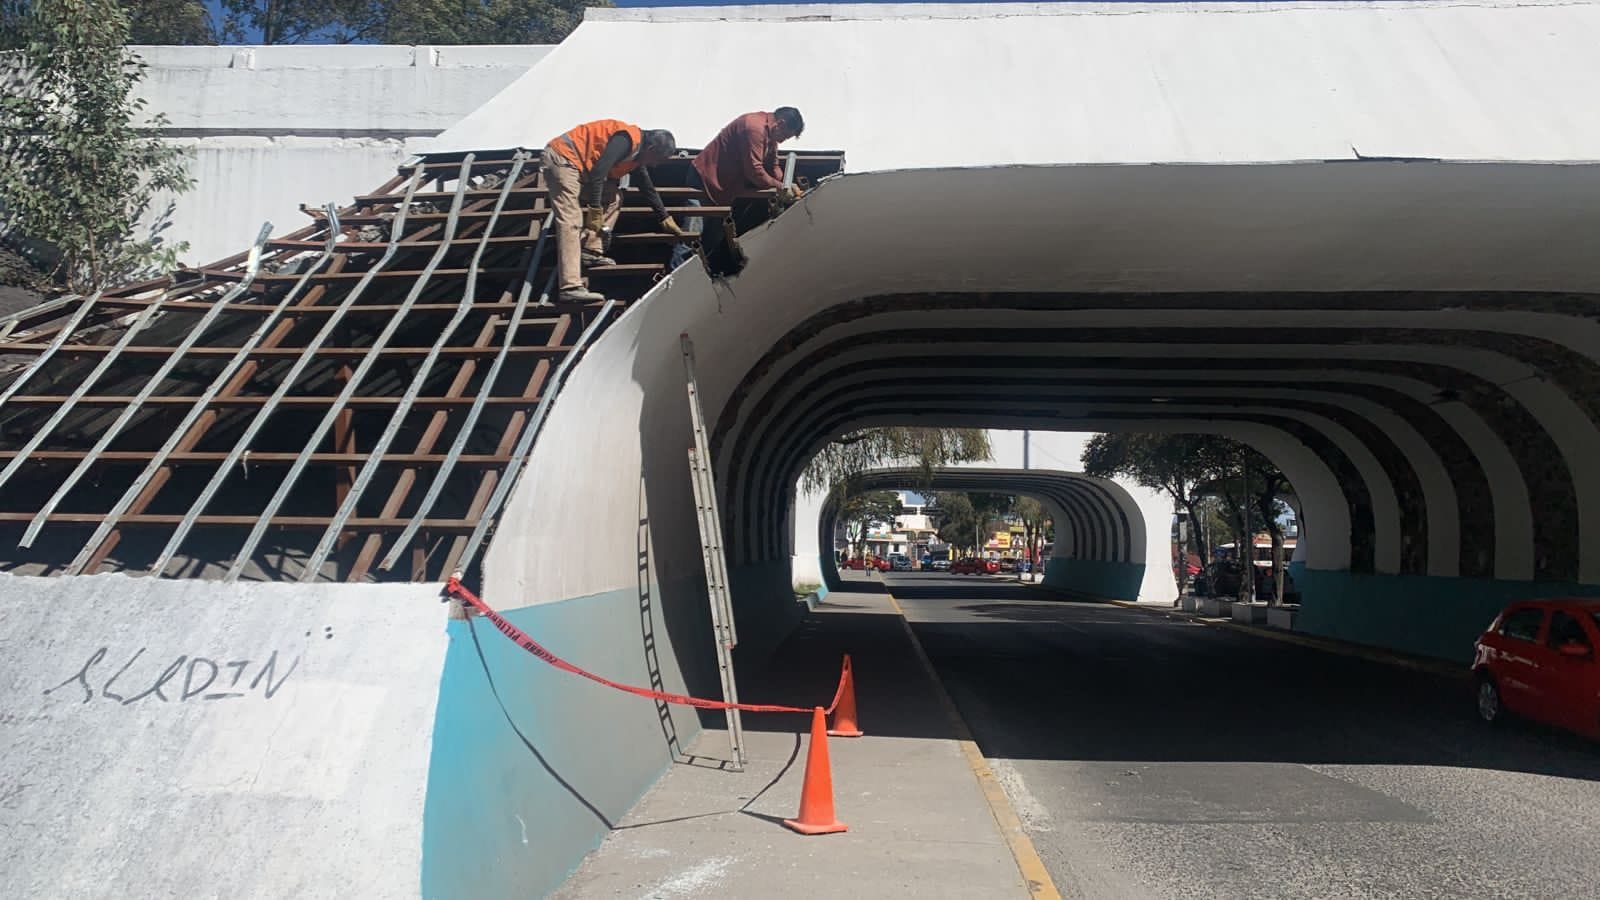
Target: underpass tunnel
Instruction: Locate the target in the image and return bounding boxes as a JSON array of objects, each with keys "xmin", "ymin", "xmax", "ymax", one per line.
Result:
[
  {"xmin": 813, "ymin": 467, "xmax": 1157, "ymax": 601},
  {"xmin": 483, "ymin": 162, "xmax": 1600, "ymax": 735},
  {"xmin": 406, "ymin": 7, "xmax": 1600, "ymax": 894}
]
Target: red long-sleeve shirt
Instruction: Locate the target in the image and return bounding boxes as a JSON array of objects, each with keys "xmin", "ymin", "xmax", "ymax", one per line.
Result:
[{"xmin": 690, "ymin": 111, "xmax": 784, "ymax": 205}]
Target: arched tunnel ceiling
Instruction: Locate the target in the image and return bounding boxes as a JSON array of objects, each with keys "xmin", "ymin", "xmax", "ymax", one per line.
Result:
[
  {"xmin": 714, "ymin": 292, "xmax": 1600, "ymax": 589},
  {"xmin": 484, "ymin": 161, "xmax": 1600, "ymax": 618},
  {"xmin": 818, "ymin": 467, "xmax": 1146, "ymax": 566}
]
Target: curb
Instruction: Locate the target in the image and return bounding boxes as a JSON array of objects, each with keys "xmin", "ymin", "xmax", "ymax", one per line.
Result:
[
  {"xmin": 884, "ymin": 590, "xmax": 1064, "ymax": 900},
  {"xmin": 1102, "ymin": 598, "xmax": 1470, "ymax": 680}
]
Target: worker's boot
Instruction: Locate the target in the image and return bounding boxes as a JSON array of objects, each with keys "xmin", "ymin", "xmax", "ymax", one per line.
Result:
[
  {"xmin": 581, "ymin": 250, "xmax": 616, "ymax": 268},
  {"xmin": 558, "ymin": 285, "xmax": 605, "ymax": 302}
]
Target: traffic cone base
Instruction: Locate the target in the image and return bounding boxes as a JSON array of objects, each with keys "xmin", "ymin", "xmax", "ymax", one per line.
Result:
[
  {"xmin": 782, "ymin": 816, "xmax": 848, "ymax": 835},
  {"xmin": 828, "ymin": 655, "xmax": 864, "ymax": 737},
  {"xmin": 783, "ymin": 707, "xmax": 848, "ymax": 836}
]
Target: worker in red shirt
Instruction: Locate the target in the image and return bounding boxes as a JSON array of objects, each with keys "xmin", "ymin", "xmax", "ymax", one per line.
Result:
[
  {"xmin": 542, "ymin": 119, "xmax": 683, "ymax": 302},
  {"xmin": 683, "ymin": 107, "xmax": 805, "ymax": 275}
]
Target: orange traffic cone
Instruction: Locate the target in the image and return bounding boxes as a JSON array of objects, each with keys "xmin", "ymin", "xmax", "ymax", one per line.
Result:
[
  {"xmin": 828, "ymin": 655, "xmax": 864, "ymax": 738},
  {"xmin": 782, "ymin": 707, "xmax": 848, "ymax": 835}
]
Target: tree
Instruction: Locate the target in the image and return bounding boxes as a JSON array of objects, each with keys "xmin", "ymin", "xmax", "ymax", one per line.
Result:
[
  {"xmin": 928, "ymin": 491, "xmax": 1013, "ymax": 556},
  {"xmin": 4, "ymin": 1, "xmax": 216, "ymax": 46},
  {"xmin": 1, "ymin": 0, "xmax": 194, "ymax": 293},
  {"xmin": 1198, "ymin": 439, "xmax": 1293, "ymax": 605},
  {"xmin": 1014, "ymin": 496, "xmax": 1050, "ymax": 581},
  {"xmin": 214, "ymin": 0, "xmax": 607, "ymax": 45},
  {"xmin": 125, "ymin": 0, "xmax": 215, "ymax": 43},
  {"xmin": 383, "ymin": 0, "xmax": 603, "ymax": 44},
  {"xmin": 931, "ymin": 492, "xmax": 977, "ymax": 553},
  {"xmin": 1084, "ymin": 432, "xmax": 1295, "ymax": 604},
  {"xmin": 800, "ymin": 427, "xmax": 991, "ymax": 496},
  {"xmin": 216, "ymin": 0, "xmax": 372, "ymax": 44},
  {"xmin": 969, "ymin": 492, "xmax": 1015, "ymax": 557},
  {"xmin": 1083, "ymin": 433, "xmax": 1217, "ymax": 597},
  {"xmin": 834, "ymin": 488, "xmax": 901, "ymax": 562}
]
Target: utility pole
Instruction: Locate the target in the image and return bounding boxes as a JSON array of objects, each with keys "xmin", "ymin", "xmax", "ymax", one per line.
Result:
[{"xmin": 1023, "ymin": 429, "xmax": 1030, "ymax": 470}]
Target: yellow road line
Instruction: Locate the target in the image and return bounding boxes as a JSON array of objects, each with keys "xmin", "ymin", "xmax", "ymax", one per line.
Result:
[{"xmin": 886, "ymin": 591, "xmax": 1064, "ymax": 900}]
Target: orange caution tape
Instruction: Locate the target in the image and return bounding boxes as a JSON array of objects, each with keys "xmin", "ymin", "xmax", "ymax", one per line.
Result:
[{"xmin": 446, "ymin": 576, "xmax": 848, "ymax": 715}]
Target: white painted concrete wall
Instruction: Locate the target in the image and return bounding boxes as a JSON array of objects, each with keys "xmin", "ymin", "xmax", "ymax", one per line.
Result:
[
  {"xmin": 435, "ymin": 1, "xmax": 1600, "ymax": 165},
  {"xmin": 0, "ymin": 574, "xmax": 447, "ymax": 899},
  {"xmin": 132, "ymin": 44, "xmax": 552, "ymax": 264}
]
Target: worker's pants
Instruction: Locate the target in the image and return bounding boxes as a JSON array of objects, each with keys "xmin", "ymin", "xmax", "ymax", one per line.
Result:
[
  {"xmin": 541, "ymin": 148, "xmax": 621, "ymax": 291},
  {"xmin": 675, "ymin": 166, "xmax": 774, "ymax": 275}
]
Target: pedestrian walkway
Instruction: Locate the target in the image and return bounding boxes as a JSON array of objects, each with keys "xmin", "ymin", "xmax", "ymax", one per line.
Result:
[{"xmin": 551, "ymin": 578, "xmax": 1028, "ymax": 898}]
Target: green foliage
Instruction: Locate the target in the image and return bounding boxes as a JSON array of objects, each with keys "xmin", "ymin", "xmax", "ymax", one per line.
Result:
[
  {"xmin": 834, "ymin": 489, "xmax": 902, "ymax": 557},
  {"xmin": 0, "ymin": 0, "xmax": 194, "ymax": 293},
  {"xmin": 801, "ymin": 427, "xmax": 991, "ymax": 496},
  {"xmin": 214, "ymin": 0, "xmax": 609, "ymax": 45},
  {"xmin": 125, "ymin": 0, "xmax": 214, "ymax": 43},
  {"xmin": 928, "ymin": 491, "xmax": 1015, "ymax": 554},
  {"xmin": 383, "ymin": 0, "xmax": 606, "ymax": 44},
  {"xmin": 1084, "ymin": 432, "xmax": 1294, "ymax": 601},
  {"xmin": 1082, "ymin": 432, "xmax": 1221, "ymax": 505},
  {"xmin": 3, "ymin": 1, "xmax": 214, "ymax": 47},
  {"xmin": 8, "ymin": 0, "xmax": 607, "ymax": 46},
  {"xmin": 216, "ymin": 1, "xmax": 367, "ymax": 44},
  {"xmin": 931, "ymin": 492, "xmax": 976, "ymax": 550}
]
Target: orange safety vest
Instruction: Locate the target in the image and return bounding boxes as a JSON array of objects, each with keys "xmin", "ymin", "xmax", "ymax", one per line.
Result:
[{"xmin": 549, "ymin": 119, "xmax": 643, "ymax": 178}]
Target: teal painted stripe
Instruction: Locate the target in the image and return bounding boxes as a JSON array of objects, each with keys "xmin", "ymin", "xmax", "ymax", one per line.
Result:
[
  {"xmin": 421, "ymin": 586, "xmax": 699, "ymax": 899},
  {"xmin": 1043, "ymin": 557, "xmax": 1146, "ymax": 601},
  {"xmin": 421, "ymin": 563, "xmax": 811, "ymax": 898},
  {"xmin": 1291, "ymin": 563, "xmax": 1600, "ymax": 663}
]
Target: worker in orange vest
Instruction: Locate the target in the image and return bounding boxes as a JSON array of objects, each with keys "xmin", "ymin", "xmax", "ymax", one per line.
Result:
[{"xmin": 542, "ymin": 119, "xmax": 682, "ymax": 302}]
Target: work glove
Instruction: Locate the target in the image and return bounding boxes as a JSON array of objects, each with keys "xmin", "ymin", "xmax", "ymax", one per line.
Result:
[
  {"xmin": 582, "ymin": 206, "xmax": 605, "ymax": 232},
  {"xmin": 660, "ymin": 216, "xmax": 686, "ymax": 238},
  {"xmin": 778, "ymin": 184, "xmax": 805, "ymax": 203}
]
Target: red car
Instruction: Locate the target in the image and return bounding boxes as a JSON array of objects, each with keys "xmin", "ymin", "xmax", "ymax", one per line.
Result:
[
  {"xmin": 951, "ymin": 557, "xmax": 999, "ymax": 575},
  {"xmin": 842, "ymin": 556, "xmax": 890, "ymax": 572},
  {"xmin": 1473, "ymin": 598, "xmax": 1600, "ymax": 739}
]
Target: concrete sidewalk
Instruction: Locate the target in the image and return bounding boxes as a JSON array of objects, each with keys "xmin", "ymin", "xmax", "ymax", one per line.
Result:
[{"xmin": 551, "ymin": 578, "xmax": 1028, "ymax": 898}]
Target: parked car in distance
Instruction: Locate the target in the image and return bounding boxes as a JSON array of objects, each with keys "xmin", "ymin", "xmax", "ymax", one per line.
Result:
[
  {"xmin": 931, "ymin": 558, "xmax": 952, "ymax": 572},
  {"xmin": 998, "ymin": 557, "xmax": 1018, "ymax": 573},
  {"xmin": 1473, "ymin": 597, "xmax": 1600, "ymax": 739},
  {"xmin": 889, "ymin": 554, "xmax": 912, "ymax": 572},
  {"xmin": 952, "ymin": 557, "xmax": 1000, "ymax": 575}
]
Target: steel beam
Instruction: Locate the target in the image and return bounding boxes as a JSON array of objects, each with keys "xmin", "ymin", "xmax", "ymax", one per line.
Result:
[
  {"xmin": 67, "ymin": 203, "xmax": 352, "ymax": 576},
  {"xmin": 21, "ymin": 223, "xmax": 275, "ymax": 548},
  {"xmin": 225, "ymin": 156, "xmax": 478, "ymax": 582},
  {"xmin": 303, "ymin": 154, "xmax": 529, "ymax": 580}
]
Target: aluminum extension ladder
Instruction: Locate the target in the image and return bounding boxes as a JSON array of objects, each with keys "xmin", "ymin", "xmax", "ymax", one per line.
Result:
[{"xmin": 682, "ymin": 334, "xmax": 746, "ymax": 769}]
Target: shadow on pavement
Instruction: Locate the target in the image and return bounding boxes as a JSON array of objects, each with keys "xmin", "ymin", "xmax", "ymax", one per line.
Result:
[
  {"xmin": 703, "ymin": 601, "xmax": 962, "ymax": 743},
  {"xmin": 751, "ymin": 574, "xmax": 1600, "ymax": 783}
]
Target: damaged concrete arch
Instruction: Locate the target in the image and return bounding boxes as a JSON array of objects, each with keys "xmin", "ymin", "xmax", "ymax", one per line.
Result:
[{"xmin": 816, "ymin": 466, "xmax": 1154, "ymax": 599}]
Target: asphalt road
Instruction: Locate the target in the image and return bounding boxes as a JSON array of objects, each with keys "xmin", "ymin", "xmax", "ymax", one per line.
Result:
[{"xmin": 885, "ymin": 572, "xmax": 1600, "ymax": 899}]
